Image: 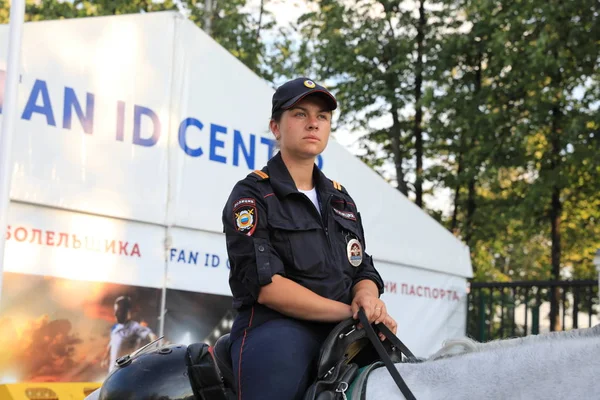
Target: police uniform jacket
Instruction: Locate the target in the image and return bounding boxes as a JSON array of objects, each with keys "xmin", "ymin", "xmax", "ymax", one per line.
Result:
[{"xmin": 223, "ymin": 152, "xmax": 384, "ymax": 339}]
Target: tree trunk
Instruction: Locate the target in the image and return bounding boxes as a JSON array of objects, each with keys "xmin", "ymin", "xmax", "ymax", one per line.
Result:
[
  {"xmin": 204, "ymin": 0, "xmax": 213, "ymax": 36},
  {"xmin": 379, "ymin": 11, "xmax": 408, "ymax": 196},
  {"xmin": 549, "ymin": 104, "xmax": 562, "ymax": 331},
  {"xmin": 414, "ymin": 0, "xmax": 426, "ymax": 208},
  {"xmin": 391, "ymin": 107, "xmax": 408, "ymax": 195},
  {"xmin": 382, "ymin": 32, "xmax": 408, "ymax": 197},
  {"xmin": 256, "ymin": 0, "xmax": 264, "ymax": 40},
  {"xmin": 464, "ymin": 47, "xmax": 482, "ymax": 252},
  {"xmin": 549, "ymin": 185, "xmax": 562, "ymax": 331},
  {"xmin": 548, "ymin": 35, "xmax": 563, "ymax": 330},
  {"xmin": 451, "ymin": 143, "xmax": 464, "ymax": 235},
  {"xmin": 464, "ymin": 177, "xmax": 476, "ymax": 249}
]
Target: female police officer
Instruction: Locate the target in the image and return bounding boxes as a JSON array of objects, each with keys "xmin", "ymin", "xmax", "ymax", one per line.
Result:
[{"xmin": 222, "ymin": 77, "xmax": 397, "ymax": 400}]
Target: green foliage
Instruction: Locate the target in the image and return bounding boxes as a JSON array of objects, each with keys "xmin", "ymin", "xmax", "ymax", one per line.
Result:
[
  {"xmin": 3, "ymin": 0, "xmax": 598, "ymax": 282},
  {"xmin": 291, "ymin": 0, "xmax": 444, "ymax": 194},
  {"xmin": 291, "ymin": 0, "xmax": 599, "ymax": 282},
  {"xmin": 435, "ymin": 0, "xmax": 599, "ymax": 281},
  {"xmin": 185, "ymin": 0, "xmax": 279, "ymax": 81},
  {"xmin": 0, "ymin": 0, "xmax": 281, "ymax": 81}
]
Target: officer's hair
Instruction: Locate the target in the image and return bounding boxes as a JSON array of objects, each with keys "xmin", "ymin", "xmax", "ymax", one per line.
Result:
[
  {"xmin": 115, "ymin": 295, "xmax": 132, "ymax": 309},
  {"xmin": 269, "ymin": 112, "xmax": 283, "ymax": 151},
  {"xmin": 271, "ymin": 109, "xmax": 284, "ymax": 122}
]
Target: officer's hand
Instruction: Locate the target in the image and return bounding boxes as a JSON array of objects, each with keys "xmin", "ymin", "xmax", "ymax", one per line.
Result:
[
  {"xmin": 351, "ymin": 291, "xmax": 388, "ymax": 325},
  {"xmin": 379, "ymin": 314, "xmax": 398, "ymax": 341}
]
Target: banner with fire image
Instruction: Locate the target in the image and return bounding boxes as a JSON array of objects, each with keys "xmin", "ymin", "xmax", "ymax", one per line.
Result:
[
  {"xmin": 1, "ymin": 203, "xmax": 235, "ymax": 384},
  {"xmin": 0, "ymin": 272, "xmax": 233, "ymax": 384}
]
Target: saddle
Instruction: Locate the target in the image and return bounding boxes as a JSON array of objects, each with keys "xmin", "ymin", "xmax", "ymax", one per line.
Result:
[
  {"xmin": 186, "ymin": 341, "xmax": 235, "ymax": 400},
  {"xmin": 206, "ymin": 309, "xmax": 417, "ymax": 400},
  {"xmin": 209, "ymin": 318, "xmax": 370, "ymax": 398},
  {"xmin": 212, "ymin": 334, "xmax": 236, "ymax": 394},
  {"xmin": 303, "ymin": 311, "xmax": 417, "ymax": 400}
]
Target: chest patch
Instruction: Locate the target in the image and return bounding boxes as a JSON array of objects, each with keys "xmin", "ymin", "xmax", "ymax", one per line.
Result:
[
  {"xmin": 233, "ymin": 198, "xmax": 257, "ymax": 236},
  {"xmin": 333, "ymin": 208, "xmax": 356, "ymax": 221},
  {"xmin": 347, "ymin": 239, "xmax": 363, "ymax": 267}
]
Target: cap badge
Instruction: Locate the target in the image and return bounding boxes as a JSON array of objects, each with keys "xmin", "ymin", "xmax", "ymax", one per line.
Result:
[{"xmin": 304, "ymin": 80, "xmax": 316, "ymax": 88}]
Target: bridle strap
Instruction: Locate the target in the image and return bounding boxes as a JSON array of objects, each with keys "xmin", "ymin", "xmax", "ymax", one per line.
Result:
[
  {"xmin": 358, "ymin": 309, "xmax": 417, "ymax": 400},
  {"xmin": 376, "ymin": 323, "xmax": 417, "ymax": 361}
]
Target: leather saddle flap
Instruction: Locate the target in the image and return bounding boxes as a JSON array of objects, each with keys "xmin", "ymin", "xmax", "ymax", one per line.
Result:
[{"xmin": 316, "ymin": 317, "xmax": 368, "ymax": 378}]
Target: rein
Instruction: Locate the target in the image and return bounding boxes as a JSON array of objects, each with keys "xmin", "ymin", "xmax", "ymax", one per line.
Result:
[{"xmin": 358, "ymin": 308, "xmax": 418, "ymax": 400}]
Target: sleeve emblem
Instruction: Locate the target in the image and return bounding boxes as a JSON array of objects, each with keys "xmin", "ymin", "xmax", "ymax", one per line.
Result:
[{"xmin": 233, "ymin": 198, "xmax": 258, "ymax": 236}]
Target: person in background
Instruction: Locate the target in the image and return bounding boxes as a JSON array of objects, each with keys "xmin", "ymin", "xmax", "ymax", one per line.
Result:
[{"xmin": 101, "ymin": 295, "xmax": 157, "ymax": 372}]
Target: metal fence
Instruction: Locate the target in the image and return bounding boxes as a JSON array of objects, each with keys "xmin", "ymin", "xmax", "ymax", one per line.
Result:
[{"xmin": 467, "ymin": 280, "xmax": 599, "ymax": 342}]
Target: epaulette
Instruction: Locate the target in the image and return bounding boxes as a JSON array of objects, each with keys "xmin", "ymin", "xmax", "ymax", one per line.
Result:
[
  {"xmin": 332, "ymin": 180, "xmax": 344, "ymax": 192},
  {"xmin": 248, "ymin": 170, "xmax": 269, "ymax": 181}
]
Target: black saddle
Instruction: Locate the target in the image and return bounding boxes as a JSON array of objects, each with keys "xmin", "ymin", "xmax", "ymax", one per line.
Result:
[
  {"xmin": 210, "ymin": 315, "xmax": 406, "ymax": 398},
  {"xmin": 213, "ymin": 333, "xmax": 236, "ymax": 392},
  {"xmin": 211, "ymin": 318, "xmax": 365, "ymax": 393}
]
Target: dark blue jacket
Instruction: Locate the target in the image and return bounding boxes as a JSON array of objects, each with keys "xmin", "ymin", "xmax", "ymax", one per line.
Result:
[{"xmin": 222, "ymin": 152, "xmax": 384, "ymax": 339}]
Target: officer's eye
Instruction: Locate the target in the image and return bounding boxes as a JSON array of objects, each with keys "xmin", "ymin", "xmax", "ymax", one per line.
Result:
[
  {"xmin": 295, "ymin": 111, "xmax": 306, "ymax": 117},
  {"xmin": 318, "ymin": 114, "xmax": 330, "ymax": 121}
]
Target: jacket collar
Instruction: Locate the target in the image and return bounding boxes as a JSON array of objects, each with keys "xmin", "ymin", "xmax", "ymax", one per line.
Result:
[{"xmin": 267, "ymin": 152, "xmax": 337, "ymax": 198}]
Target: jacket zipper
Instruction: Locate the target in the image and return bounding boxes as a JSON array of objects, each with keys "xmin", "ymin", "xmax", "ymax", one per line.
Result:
[
  {"xmin": 321, "ymin": 194, "xmax": 333, "ymax": 251},
  {"xmin": 299, "ymin": 192, "xmax": 333, "ymax": 251}
]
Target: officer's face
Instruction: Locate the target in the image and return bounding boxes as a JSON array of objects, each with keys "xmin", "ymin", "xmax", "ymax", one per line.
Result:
[{"xmin": 271, "ymin": 96, "xmax": 332, "ymax": 160}]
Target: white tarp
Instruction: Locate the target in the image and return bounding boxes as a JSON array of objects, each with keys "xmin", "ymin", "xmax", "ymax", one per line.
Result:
[
  {"xmin": 4, "ymin": 202, "xmax": 466, "ymax": 356},
  {"xmin": 0, "ymin": 12, "xmax": 472, "ymax": 358}
]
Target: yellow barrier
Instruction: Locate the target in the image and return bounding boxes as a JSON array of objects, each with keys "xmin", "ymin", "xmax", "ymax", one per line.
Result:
[{"xmin": 0, "ymin": 382, "xmax": 101, "ymax": 400}]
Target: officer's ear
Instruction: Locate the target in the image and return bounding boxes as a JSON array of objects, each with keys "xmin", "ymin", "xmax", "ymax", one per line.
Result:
[{"xmin": 269, "ymin": 118, "xmax": 281, "ymax": 141}]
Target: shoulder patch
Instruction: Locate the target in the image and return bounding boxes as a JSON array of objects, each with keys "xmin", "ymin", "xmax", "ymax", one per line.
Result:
[
  {"xmin": 233, "ymin": 198, "xmax": 258, "ymax": 236},
  {"xmin": 332, "ymin": 180, "xmax": 343, "ymax": 191},
  {"xmin": 249, "ymin": 170, "xmax": 269, "ymax": 180}
]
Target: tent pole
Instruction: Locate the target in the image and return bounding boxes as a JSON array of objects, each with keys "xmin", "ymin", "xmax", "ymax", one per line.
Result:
[{"xmin": 0, "ymin": 0, "xmax": 26, "ymax": 308}]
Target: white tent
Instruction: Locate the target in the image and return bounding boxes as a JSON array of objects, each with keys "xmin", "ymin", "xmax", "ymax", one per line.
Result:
[{"xmin": 0, "ymin": 11, "xmax": 472, "ymax": 365}]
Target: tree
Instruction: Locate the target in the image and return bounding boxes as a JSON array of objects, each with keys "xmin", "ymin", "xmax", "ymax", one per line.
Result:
[
  {"xmin": 432, "ymin": 0, "xmax": 599, "ymax": 329},
  {"xmin": 184, "ymin": 0, "xmax": 278, "ymax": 80},
  {"xmin": 495, "ymin": 0, "xmax": 598, "ymax": 329},
  {"xmin": 294, "ymin": 0, "xmax": 452, "ymax": 202},
  {"xmin": 0, "ymin": 0, "xmax": 280, "ymax": 81}
]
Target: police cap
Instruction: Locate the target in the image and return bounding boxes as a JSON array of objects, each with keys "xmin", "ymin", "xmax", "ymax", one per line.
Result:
[{"xmin": 271, "ymin": 77, "xmax": 337, "ymax": 118}]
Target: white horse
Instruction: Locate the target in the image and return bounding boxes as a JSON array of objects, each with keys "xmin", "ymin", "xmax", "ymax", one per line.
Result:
[
  {"xmin": 428, "ymin": 323, "xmax": 600, "ymax": 360},
  {"xmin": 366, "ymin": 325, "xmax": 600, "ymax": 399},
  {"xmin": 85, "ymin": 325, "xmax": 600, "ymax": 400}
]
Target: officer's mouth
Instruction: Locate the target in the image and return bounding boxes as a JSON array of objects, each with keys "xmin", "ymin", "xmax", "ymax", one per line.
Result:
[{"xmin": 304, "ymin": 135, "xmax": 321, "ymax": 142}]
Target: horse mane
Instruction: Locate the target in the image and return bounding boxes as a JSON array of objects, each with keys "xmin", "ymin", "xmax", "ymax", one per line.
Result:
[
  {"xmin": 428, "ymin": 338, "xmax": 479, "ymax": 360},
  {"xmin": 428, "ymin": 323, "xmax": 600, "ymax": 361}
]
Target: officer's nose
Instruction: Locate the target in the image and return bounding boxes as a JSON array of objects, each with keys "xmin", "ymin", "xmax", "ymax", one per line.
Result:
[{"xmin": 307, "ymin": 115, "xmax": 319, "ymax": 130}]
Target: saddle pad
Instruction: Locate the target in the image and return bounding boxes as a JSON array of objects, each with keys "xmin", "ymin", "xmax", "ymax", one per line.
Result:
[{"xmin": 347, "ymin": 362, "xmax": 384, "ymax": 400}]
